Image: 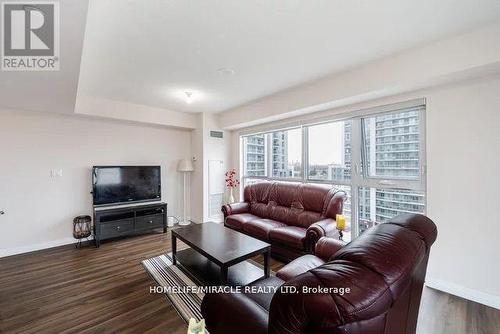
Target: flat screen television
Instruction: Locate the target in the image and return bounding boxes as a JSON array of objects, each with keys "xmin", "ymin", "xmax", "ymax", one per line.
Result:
[{"xmin": 92, "ymin": 166, "xmax": 161, "ymax": 206}]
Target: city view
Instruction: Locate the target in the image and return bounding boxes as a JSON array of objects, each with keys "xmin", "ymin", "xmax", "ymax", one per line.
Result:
[{"xmin": 242, "ymin": 109, "xmax": 425, "ymax": 235}]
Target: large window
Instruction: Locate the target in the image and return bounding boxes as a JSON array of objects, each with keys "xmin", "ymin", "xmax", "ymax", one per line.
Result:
[
  {"xmin": 308, "ymin": 120, "xmax": 352, "ymax": 182},
  {"xmin": 357, "ymin": 187, "xmax": 425, "ymax": 234},
  {"xmin": 271, "ymin": 128, "xmax": 302, "ymax": 178},
  {"xmin": 242, "ymin": 128, "xmax": 302, "ymax": 180},
  {"xmin": 242, "ymin": 134, "xmax": 266, "ymax": 177},
  {"xmin": 241, "ymin": 100, "xmax": 426, "ymax": 240},
  {"xmin": 362, "ymin": 109, "xmax": 421, "ymax": 179}
]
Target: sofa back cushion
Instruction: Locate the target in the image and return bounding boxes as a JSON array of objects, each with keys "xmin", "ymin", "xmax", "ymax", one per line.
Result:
[
  {"xmin": 294, "ymin": 184, "xmax": 331, "ymax": 228},
  {"xmin": 300, "ymin": 183, "xmax": 330, "ymax": 212},
  {"xmin": 243, "ymin": 181, "xmax": 345, "ymax": 228},
  {"xmin": 244, "ymin": 181, "xmax": 272, "ymax": 218},
  {"xmin": 267, "ymin": 182, "xmax": 301, "ymax": 226}
]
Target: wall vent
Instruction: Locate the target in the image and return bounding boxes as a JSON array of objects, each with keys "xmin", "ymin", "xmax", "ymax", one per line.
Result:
[{"xmin": 210, "ymin": 130, "xmax": 224, "ymax": 138}]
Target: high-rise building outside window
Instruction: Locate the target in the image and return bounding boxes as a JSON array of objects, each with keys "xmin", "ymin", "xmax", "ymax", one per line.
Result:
[{"xmin": 241, "ymin": 100, "xmax": 426, "ymax": 240}]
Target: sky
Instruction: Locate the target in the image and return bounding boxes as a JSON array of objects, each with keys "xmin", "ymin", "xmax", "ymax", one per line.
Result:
[{"xmin": 287, "ymin": 123, "xmax": 344, "ymax": 165}]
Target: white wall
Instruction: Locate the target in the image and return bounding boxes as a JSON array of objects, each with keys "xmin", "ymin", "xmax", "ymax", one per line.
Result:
[
  {"xmin": 190, "ymin": 114, "xmax": 204, "ymax": 223},
  {"xmin": 190, "ymin": 113, "xmax": 233, "ymax": 223},
  {"xmin": 0, "ymin": 109, "xmax": 191, "ymax": 257},
  {"xmin": 425, "ymin": 76, "xmax": 500, "ymax": 308},
  {"xmin": 75, "ymin": 95, "xmax": 198, "ymax": 129},
  {"xmin": 229, "ymin": 75, "xmax": 500, "ymax": 309},
  {"xmin": 203, "ymin": 114, "xmax": 233, "ymax": 222}
]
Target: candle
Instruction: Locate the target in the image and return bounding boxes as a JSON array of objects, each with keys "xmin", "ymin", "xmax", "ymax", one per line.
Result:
[{"xmin": 336, "ymin": 214, "xmax": 346, "ymax": 231}]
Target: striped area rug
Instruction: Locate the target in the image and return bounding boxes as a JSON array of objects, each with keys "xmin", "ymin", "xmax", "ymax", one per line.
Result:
[{"xmin": 142, "ymin": 253, "xmax": 205, "ymax": 322}]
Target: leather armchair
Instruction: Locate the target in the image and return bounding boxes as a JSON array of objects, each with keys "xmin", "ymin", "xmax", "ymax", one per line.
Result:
[{"xmin": 202, "ymin": 213, "xmax": 438, "ymax": 334}]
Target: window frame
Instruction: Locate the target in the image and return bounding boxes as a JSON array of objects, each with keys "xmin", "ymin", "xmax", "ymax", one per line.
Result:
[
  {"xmin": 304, "ymin": 119, "xmax": 353, "ymax": 186},
  {"xmin": 241, "ymin": 126, "xmax": 304, "ymax": 183},
  {"xmin": 240, "ymin": 99, "xmax": 427, "ymax": 239},
  {"xmin": 358, "ymin": 106, "xmax": 426, "ymax": 192}
]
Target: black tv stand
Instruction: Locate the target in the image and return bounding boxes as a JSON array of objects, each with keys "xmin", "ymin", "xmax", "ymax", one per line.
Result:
[{"xmin": 93, "ymin": 202, "xmax": 167, "ymax": 247}]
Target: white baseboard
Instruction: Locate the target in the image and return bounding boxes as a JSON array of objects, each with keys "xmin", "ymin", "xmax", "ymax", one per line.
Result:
[
  {"xmin": 0, "ymin": 237, "xmax": 77, "ymax": 258},
  {"xmin": 426, "ymin": 278, "xmax": 500, "ymax": 310}
]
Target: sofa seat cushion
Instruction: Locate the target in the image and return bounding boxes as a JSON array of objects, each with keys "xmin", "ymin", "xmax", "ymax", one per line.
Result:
[
  {"xmin": 269, "ymin": 226, "xmax": 307, "ymax": 250},
  {"xmin": 243, "ymin": 219, "xmax": 286, "ymax": 240},
  {"xmin": 276, "ymin": 254, "xmax": 325, "ymax": 281},
  {"xmin": 226, "ymin": 213, "xmax": 259, "ymax": 231}
]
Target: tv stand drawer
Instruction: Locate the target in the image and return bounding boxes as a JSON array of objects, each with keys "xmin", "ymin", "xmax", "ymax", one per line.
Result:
[
  {"xmin": 136, "ymin": 214, "xmax": 164, "ymax": 230},
  {"xmin": 100, "ymin": 219, "xmax": 134, "ymax": 237}
]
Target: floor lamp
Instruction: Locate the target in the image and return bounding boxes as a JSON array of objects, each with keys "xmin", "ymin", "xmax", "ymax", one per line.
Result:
[{"xmin": 178, "ymin": 159, "xmax": 194, "ymax": 226}]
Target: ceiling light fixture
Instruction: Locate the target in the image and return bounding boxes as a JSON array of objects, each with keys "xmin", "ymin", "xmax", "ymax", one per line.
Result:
[
  {"xmin": 217, "ymin": 67, "xmax": 235, "ymax": 75},
  {"xmin": 184, "ymin": 91, "xmax": 194, "ymax": 104}
]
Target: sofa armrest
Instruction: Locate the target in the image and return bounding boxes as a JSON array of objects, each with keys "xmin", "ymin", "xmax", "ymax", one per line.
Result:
[
  {"xmin": 221, "ymin": 202, "xmax": 249, "ymax": 218},
  {"xmin": 314, "ymin": 237, "xmax": 346, "ymax": 261},
  {"xmin": 201, "ymin": 291, "xmax": 268, "ymax": 334},
  {"xmin": 305, "ymin": 218, "xmax": 337, "ymax": 253}
]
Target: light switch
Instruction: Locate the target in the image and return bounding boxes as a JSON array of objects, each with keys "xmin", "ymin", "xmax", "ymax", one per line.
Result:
[{"xmin": 50, "ymin": 169, "xmax": 63, "ymax": 177}]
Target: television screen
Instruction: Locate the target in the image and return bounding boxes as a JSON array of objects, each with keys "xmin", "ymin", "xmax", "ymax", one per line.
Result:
[{"xmin": 92, "ymin": 166, "xmax": 161, "ymax": 206}]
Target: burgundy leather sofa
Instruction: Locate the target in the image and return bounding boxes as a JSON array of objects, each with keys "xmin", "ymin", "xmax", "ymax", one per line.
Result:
[
  {"xmin": 201, "ymin": 213, "xmax": 437, "ymax": 334},
  {"xmin": 222, "ymin": 181, "xmax": 347, "ymax": 262}
]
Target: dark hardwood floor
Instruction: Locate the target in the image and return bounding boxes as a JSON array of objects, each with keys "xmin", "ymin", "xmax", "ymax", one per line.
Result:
[{"xmin": 0, "ymin": 231, "xmax": 498, "ymax": 334}]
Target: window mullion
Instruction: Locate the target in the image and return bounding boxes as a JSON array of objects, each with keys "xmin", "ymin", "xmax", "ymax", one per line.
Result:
[
  {"xmin": 302, "ymin": 126, "xmax": 308, "ymax": 182},
  {"xmin": 266, "ymin": 133, "xmax": 271, "ymax": 177},
  {"xmin": 350, "ymin": 118, "xmax": 363, "ymax": 238},
  {"xmin": 419, "ymin": 107, "xmax": 427, "ymax": 210}
]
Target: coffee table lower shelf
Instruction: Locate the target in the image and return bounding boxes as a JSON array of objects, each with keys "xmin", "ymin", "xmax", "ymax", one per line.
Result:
[{"xmin": 174, "ymin": 248, "xmax": 267, "ymax": 286}]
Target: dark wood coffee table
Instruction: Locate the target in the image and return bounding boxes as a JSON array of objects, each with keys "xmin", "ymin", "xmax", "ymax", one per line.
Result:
[{"xmin": 171, "ymin": 223, "xmax": 271, "ymax": 286}]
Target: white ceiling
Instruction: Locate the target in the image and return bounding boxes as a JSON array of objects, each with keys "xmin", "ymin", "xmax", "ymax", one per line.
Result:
[{"xmin": 77, "ymin": 0, "xmax": 500, "ymax": 114}]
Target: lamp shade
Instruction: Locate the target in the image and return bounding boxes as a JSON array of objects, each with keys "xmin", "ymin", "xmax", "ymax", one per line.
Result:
[{"xmin": 178, "ymin": 159, "xmax": 194, "ymax": 172}]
